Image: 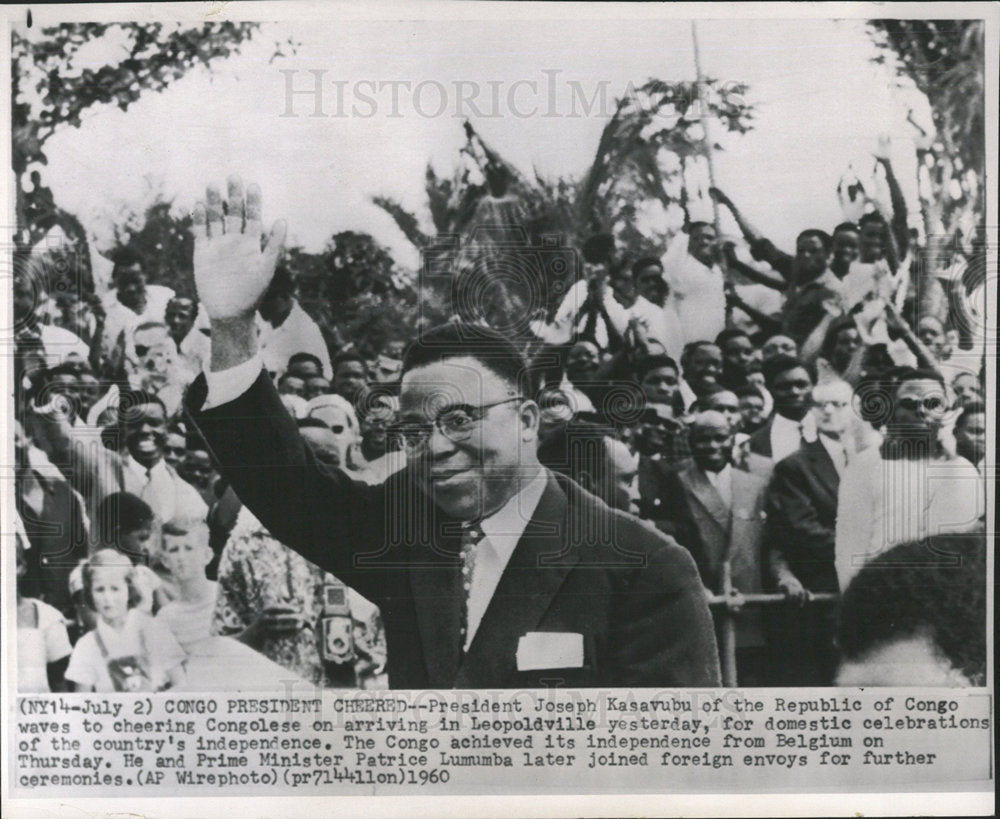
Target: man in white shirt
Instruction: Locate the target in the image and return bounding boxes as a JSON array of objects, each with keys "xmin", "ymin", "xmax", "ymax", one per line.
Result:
[
  {"xmin": 628, "ymin": 256, "xmax": 684, "ymax": 361},
  {"xmin": 661, "ymin": 223, "xmax": 727, "ymax": 348},
  {"xmin": 256, "ymin": 265, "xmax": 332, "ymax": 381},
  {"xmin": 183, "ymin": 176, "xmax": 720, "ymax": 688},
  {"xmin": 678, "ymin": 342, "xmax": 724, "ymax": 414},
  {"xmin": 101, "ymin": 250, "xmax": 175, "ymax": 358},
  {"xmin": 117, "ymin": 392, "xmax": 208, "ymax": 525},
  {"xmin": 834, "ymin": 368, "xmax": 983, "ymax": 591},
  {"xmin": 748, "ymin": 355, "xmax": 816, "ymax": 461}
]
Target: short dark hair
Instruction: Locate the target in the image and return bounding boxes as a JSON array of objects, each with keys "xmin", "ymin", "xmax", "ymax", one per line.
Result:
[
  {"xmin": 95, "ymin": 492, "xmax": 155, "ymax": 544},
  {"xmin": 832, "ymin": 221, "xmax": 860, "ymax": 236},
  {"xmin": 635, "ymin": 354, "xmax": 678, "ymax": 382},
  {"xmin": 859, "ymin": 211, "xmax": 887, "ymax": 227},
  {"xmin": 686, "ymin": 221, "xmax": 714, "ymax": 235},
  {"xmin": 715, "ymin": 328, "xmax": 751, "ymax": 350},
  {"xmin": 837, "ymin": 533, "xmax": 986, "ymax": 685},
  {"xmin": 630, "ymin": 256, "xmax": 663, "ymax": 278},
  {"xmin": 116, "ymin": 389, "xmax": 166, "ymax": 428},
  {"xmin": 111, "ymin": 247, "xmax": 144, "ymax": 279},
  {"xmin": 796, "ymin": 229, "xmax": 832, "ymax": 252},
  {"xmin": 680, "ymin": 341, "xmax": 719, "ymax": 368},
  {"xmin": 333, "ymin": 350, "xmax": 366, "ymax": 372},
  {"xmin": 287, "ymin": 352, "xmax": 323, "ymax": 371},
  {"xmin": 401, "ymin": 323, "xmax": 531, "ymax": 395},
  {"xmin": 735, "ymin": 383, "xmax": 765, "ymax": 401},
  {"xmin": 760, "ymin": 354, "xmax": 809, "ymax": 389}
]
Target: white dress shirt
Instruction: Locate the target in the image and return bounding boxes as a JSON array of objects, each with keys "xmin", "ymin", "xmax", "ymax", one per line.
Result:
[
  {"xmin": 769, "ymin": 412, "xmax": 817, "ymax": 463},
  {"xmin": 540, "ymin": 279, "xmax": 629, "ymax": 349},
  {"xmin": 464, "ymin": 468, "xmax": 548, "ymax": 650},
  {"xmin": 102, "ymin": 285, "xmax": 175, "ymax": 353},
  {"xmin": 628, "ymin": 295, "xmax": 684, "ymax": 362},
  {"xmin": 257, "ymin": 300, "xmax": 333, "ymax": 380},
  {"xmin": 834, "ymin": 446, "xmax": 984, "ymax": 591},
  {"xmin": 121, "ymin": 456, "xmax": 208, "ymax": 524}
]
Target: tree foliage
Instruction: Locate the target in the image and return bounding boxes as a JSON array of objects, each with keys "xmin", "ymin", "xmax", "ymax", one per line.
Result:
[
  {"xmin": 11, "ymin": 22, "xmax": 262, "ymax": 249},
  {"xmin": 868, "ymin": 20, "xmax": 984, "ymax": 250},
  {"xmin": 374, "ymin": 79, "xmax": 754, "ymax": 331}
]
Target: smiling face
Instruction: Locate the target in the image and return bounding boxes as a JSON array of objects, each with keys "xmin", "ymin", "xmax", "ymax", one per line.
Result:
[
  {"xmin": 684, "ymin": 344, "xmax": 722, "ymax": 396},
  {"xmin": 831, "ymin": 228, "xmax": 860, "ymax": 273},
  {"xmin": 634, "ymin": 263, "xmax": 667, "ymax": 306},
  {"xmin": 690, "ymin": 411, "xmax": 733, "ymax": 473},
  {"xmin": 688, "ymin": 224, "xmax": 718, "ymax": 268},
  {"xmin": 122, "ymin": 400, "xmax": 167, "ymax": 469},
  {"xmin": 399, "ymin": 357, "xmax": 539, "ymax": 521},
  {"xmin": 90, "ymin": 567, "xmax": 130, "ymax": 626}
]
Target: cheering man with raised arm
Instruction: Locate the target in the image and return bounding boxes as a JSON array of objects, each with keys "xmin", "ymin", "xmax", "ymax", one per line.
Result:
[{"xmin": 184, "ymin": 176, "xmax": 720, "ymax": 689}]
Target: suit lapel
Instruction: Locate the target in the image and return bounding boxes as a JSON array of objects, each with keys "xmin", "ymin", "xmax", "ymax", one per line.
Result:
[
  {"xmin": 803, "ymin": 439, "xmax": 840, "ymax": 503},
  {"xmin": 408, "ymin": 506, "xmax": 466, "ymax": 689},
  {"xmin": 683, "ymin": 466, "xmax": 730, "ymax": 535},
  {"xmin": 455, "ymin": 475, "xmax": 577, "ymax": 688}
]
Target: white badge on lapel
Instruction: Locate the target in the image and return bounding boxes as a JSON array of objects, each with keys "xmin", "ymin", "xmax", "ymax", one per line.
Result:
[{"xmin": 516, "ymin": 632, "xmax": 584, "ymax": 671}]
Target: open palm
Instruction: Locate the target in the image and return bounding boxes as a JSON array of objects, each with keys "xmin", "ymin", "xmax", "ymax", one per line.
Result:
[{"xmin": 192, "ymin": 176, "xmax": 286, "ymax": 321}]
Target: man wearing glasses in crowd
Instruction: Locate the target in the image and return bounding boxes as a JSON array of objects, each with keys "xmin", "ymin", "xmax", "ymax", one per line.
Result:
[
  {"xmin": 185, "ymin": 176, "xmax": 720, "ymax": 689},
  {"xmin": 834, "ymin": 368, "xmax": 984, "ymax": 593}
]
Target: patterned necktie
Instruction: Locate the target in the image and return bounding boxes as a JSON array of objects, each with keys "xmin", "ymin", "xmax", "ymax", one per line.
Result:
[{"xmin": 458, "ymin": 523, "xmax": 485, "ymax": 652}]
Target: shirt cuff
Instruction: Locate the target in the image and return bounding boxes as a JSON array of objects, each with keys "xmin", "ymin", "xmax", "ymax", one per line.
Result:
[{"xmin": 204, "ymin": 355, "xmax": 265, "ymax": 409}]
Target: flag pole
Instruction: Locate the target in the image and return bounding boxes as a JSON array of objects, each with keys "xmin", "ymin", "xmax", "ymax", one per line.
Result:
[{"xmin": 691, "ymin": 20, "xmax": 734, "ymax": 326}]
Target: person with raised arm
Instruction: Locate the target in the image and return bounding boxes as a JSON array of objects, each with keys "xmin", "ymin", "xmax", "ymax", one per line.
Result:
[{"xmin": 184, "ymin": 175, "xmax": 719, "ymax": 689}]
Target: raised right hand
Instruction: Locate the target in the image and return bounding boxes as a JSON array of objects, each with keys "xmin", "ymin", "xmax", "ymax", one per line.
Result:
[{"xmin": 192, "ymin": 176, "xmax": 286, "ymax": 322}]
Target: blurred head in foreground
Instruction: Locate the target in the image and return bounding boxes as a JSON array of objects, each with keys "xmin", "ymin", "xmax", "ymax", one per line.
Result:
[{"xmin": 835, "ymin": 532, "xmax": 986, "ymax": 687}]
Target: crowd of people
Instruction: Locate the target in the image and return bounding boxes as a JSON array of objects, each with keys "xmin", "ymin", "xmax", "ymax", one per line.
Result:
[{"xmin": 12, "ymin": 158, "xmax": 989, "ymax": 692}]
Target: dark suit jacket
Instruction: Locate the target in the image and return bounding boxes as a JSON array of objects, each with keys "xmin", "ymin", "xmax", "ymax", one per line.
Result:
[
  {"xmin": 748, "ymin": 416, "xmax": 775, "ymax": 458},
  {"xmin": 764, "ymin": 438, "xmax": 840, "ymax": 594},
  {"xmin": 654, "ymin": 464, "xmax": 768, "ymax": 647},
  {"xmin": 187, "ymin": 371, "xmax": 720, "ymax": 689}
]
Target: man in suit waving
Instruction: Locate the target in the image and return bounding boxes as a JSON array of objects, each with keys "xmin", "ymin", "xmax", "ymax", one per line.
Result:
[{"xmin": 184, "ymin": 175, "xmax": 719, "ymax": 689}]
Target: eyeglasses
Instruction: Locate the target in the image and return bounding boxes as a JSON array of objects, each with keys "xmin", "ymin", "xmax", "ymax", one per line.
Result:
[
  {"xmin": 896, "ymin": 396, "xmax": 948, "ymax": 414},
  {"xmin": 813, "ymin": 399, "xmax": 849, "ymax": 410},
  {"xmin": 393, "ymin": 397, "xmax": 523, "ymax": 450}
]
